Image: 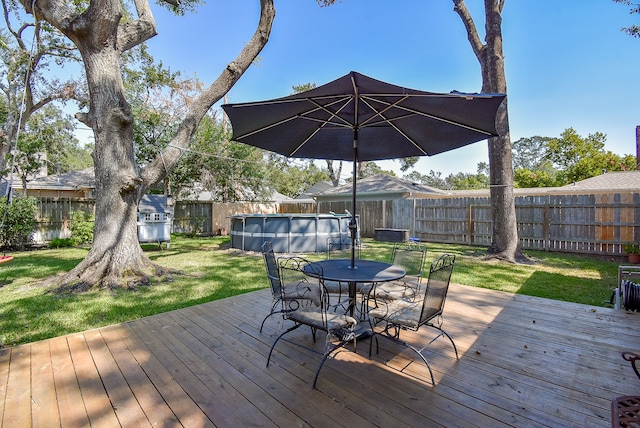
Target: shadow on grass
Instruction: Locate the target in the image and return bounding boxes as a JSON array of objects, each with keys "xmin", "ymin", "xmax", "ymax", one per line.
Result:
[{"xmin": 0, "ymin": 237, "xmax": 266, "ymax": 347}]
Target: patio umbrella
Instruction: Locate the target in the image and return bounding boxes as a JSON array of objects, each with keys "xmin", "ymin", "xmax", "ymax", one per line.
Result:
[{"xmin": 222, "ymin": 71, "xmax": 506, "ymax": 267}]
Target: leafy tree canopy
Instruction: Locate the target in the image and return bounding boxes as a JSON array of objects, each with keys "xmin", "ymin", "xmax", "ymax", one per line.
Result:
[
  {"xmin": 511, "ymin": 127, "xmax": 636, "ymax": 187},
  {"xmin": 266, "ymin": 154, "xmax": 329, "ymax": 199}
]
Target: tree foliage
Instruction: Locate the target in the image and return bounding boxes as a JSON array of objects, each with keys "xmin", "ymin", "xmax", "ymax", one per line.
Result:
[
  {"xmin": 511, "ymin": 128, "xmax": 636, "ymax": 187},
  {"xmin": 404, "ymin": 163, "xmax": 489, "ymax": 190},
  {"xmin": 266, "ymin": 154, "xmax": 329, "ymax": 198},
  {"xmin": 8, "ymin": 104, "xmax": 90, "ymax": 192},
  {"xmin": 0, "ymin": 0, "xmax": 84, "ymax": 171},
  {"xmin": 0, "ymin": 195, "xmax": 36, "ymax": 249},
  {"xmin": 613, "ymin": 0, "xmax": 640, "ymax": 37},
  {"xmin": 547, "ymin": 128, "xmax": 636, "ymax": 183}
]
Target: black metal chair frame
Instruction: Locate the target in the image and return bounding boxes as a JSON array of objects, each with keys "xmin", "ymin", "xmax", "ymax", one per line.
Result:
[
  {"xmin": 365, "ymin": 241, "xmax": 428, "ymax": 304},
  {"xmin": 368, "ymin": 253, "xmax": 459, "ymax": 385},
  {"xmin": 324, "ymin": 236, "xmax": 363, "ymax": 311},
  {"xmin": 259, "ymin": 241, "xmax": 319, "ymax": 333},
  {"xmin": 611, "ymin": 351, "xmax": 640, "ymax": 427},
  {"xmin": 266, "ymin": 256, "xmax": 358, "ymax": 388}
]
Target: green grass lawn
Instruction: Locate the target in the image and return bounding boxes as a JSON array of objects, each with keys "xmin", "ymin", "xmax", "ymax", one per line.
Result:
[{"xmin": 0, "ymin": 236, "xmax": 625, "ymax": 348}]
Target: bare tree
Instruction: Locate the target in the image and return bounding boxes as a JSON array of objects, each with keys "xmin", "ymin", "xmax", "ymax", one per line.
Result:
[
  {"xmin": 16, "ymin": 0, "xmax": 276, "ymax": 290},
  {"xmin": 453, "ymin": 0, "xmax": 523, "ymax": 262}
]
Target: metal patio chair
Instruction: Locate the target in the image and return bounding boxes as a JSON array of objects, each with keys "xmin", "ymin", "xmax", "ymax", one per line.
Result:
[
  {"xmin": 259, "ymin": 241, "xmax": 321, "ymax": 333},
  {"xmin": 364, "ymin": 241, "xmax": 428, "ymax": 303},
  {"xmin": 611, "ymin": 351, "xmax": 640, "ymax": 427},
  {"xmin": 323, "ymin": 235, "xmax": 363, "ymax": 310},
  {"xmin": 368, "ymin": 253, "xmax": 458, "ymax": 385},
  {"xmin": 266, "ymin": 256, "xmax": 358, "ymax": 388}
]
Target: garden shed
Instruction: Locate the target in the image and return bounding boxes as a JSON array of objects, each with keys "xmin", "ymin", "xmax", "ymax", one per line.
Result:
[{"xmin": 137, "ymin": 194, "xmax": 173, "ymax": 248}]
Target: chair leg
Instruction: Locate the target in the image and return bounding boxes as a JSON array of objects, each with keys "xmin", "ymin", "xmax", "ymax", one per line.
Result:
[
  {"xmin": 368, "ymin": 325, "xmax": 435, "ymax": 385},
  {"xmin": 404, "ymin": 342, "xmax": 436, "ymax": 385},
  {"xmin": 260, "ymin": 300, "xmax": 281, "ymax": 333},
  {"xmin": 259, "ymin": 312, "xmax": 275, "ymax": 333},
  {"xmin": 368, "ymin": 319, "xmax": 379, "ymax": 357},
  {"xmin": 266, "ymin": 324, "xmax": 302, "ymax": 367},
  {"xmin": 426, "ymin": 324, "xmax": 459, "ymax": 360},
  {"xmin": 260, "ymin": 308, "xmax": 292, "ymax": 333},
  {"xmin": 312, "ymin": 337, "xmax": 355, "ymax": 388}
]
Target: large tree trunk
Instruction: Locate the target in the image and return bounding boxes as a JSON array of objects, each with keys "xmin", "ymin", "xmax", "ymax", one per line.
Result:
[
  {"xmin": 22, "ymin": 0, "xmax": 275, "ymax": 290},
  {"xmin": 454, "ymin": 0, "xmax": 523, "ymax": 262}
]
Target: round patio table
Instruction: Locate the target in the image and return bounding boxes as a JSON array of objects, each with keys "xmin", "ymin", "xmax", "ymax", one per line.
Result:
[{"xmin": 303, "ymin": 259, "xmax": 406, "ymax": 317}]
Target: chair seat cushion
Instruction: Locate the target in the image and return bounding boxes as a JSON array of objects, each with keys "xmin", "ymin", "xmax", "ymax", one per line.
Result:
[
  {"xmin": 374, "ymin": 280, "xmax": 421, "ymax": 300},
  {"xmin": 369, "ymin": 299, "xmax": 438, "ymax": 329},
  {"xmin": 289, "ymin": 307, "xmax": 358, "ymax": 332},
  {"xmin": 324, "ymin": 280, "xmax": 370, "ymax": 294},
  {"xmin": 282, "ymin": 282, "xmax": 321, "ymax": 306},
  {"xmin": 362, "ymin": 279, "xmax": 421, "ymax": 300}
]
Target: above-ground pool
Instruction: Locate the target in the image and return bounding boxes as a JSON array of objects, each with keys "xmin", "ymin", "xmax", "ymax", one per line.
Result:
[{"xmin": 230, "ymin": 213, "xmax": 356, "ymax": 253}]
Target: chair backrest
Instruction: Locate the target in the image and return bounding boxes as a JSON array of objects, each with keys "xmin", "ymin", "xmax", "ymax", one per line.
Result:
[
  {"xmin": 262, "ymin": 241, "xmax": 282, "ymax": 297},
  {"xmin": 418, "ymin": 254, "xmax": 456, "ymax": 326},
  {"xmin": 278, "ymin": 256, "xmax": 327, "ymax": 311},
  {"xmin": 326, "ymin": 235, "xmax": 360, "ymax": 260},
  {"xmin": 391, "ymin": 241, "xmax": 427, "ymax": 280}
]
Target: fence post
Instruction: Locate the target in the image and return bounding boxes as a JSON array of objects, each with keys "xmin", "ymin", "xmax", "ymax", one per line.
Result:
[
  {"xmin": 543, "ymin": 203, "xmax": 550, "ymax": 251},
  {"xmin": 468, "ymin": 204, "xmax": 473, "ymax": 245}
]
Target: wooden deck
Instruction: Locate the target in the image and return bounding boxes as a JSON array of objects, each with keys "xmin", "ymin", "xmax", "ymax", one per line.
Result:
[{"xmin": 1, "ymin": 283, "xmax": 639, "ymax": 427}]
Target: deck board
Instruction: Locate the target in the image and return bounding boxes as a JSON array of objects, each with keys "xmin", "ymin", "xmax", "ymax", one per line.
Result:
[
  {"xmin": 1, "ymin": 283, "xmax": 639, "ymax": 427},
  {"xmin": 29, "ymin": 341, "xmax": 60, "ymax": 428}
]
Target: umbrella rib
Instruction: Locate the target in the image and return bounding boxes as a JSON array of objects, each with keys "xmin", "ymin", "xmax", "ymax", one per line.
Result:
[
  {"xmin": 358, "ymin": 95, "xmax": 410, "ymax": 128},
  {"xmin": 232, "ymin": 114, "xmax": 300, "ymax": 141},
  {"xmin": 361, "ymin": 95, "xmax": 496, "ymax": 135},
  {"xmin": 304, "ymin": 96, "xmax": 353, "ymax": 128},
  {"xmin": 289, "ymin": 97, "xmax": 355, "ymax": 157},
  {"xmin": 357, "ymin": 95, "xmax": 429, "ymax": 155},
  {"xmin": 231, "ymin": 96, "xmax": 353, "ymax": 141}
]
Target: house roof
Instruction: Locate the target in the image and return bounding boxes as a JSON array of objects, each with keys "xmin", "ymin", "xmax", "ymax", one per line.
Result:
[
  {"xmin": 313, "ymin": 174, "xmax": 445, "ymax": 199},
  {"xmin": 437, "ymin": 170, "xmax": 640, "ymax": 198},
  {"xmin": 296, "ymin": 181, "xmax": 333, "ymax": 200},
  {"xmin": 560, "ymin": 171, "xmax": 640, "ymax": 191},
  {"xmin": 24, "ymin": 168, "xmax": 96, "ymax": 191}
]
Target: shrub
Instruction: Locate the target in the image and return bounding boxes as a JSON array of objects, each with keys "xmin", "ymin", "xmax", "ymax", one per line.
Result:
[
  {"xmin": 624, "ymin": 243, "xmax": 640, "ymax": 254},
  {"xmin": 0, "ymin": 195, "xmax": 37, "ymax": 249},
  {"xmin": 70, "ymin": 210, "xmax": 95, "ymax": 245},
  {"xmin": 49, "ymin": 237, "xmax": 75, "ymax": 248}
]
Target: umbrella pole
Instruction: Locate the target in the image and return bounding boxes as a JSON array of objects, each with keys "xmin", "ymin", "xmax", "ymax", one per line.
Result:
[{"xmin": 350, "ymin": 138, "xmax": 358, "ymax": 269}]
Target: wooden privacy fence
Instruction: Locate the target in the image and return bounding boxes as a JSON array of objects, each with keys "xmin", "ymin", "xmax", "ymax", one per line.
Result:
[
  {"xmin": 33, "ymin": 192, "xmax": 639, "ymax": 256},
  {"xmin": 412, "ymin": 193, "xmax": 639, "ymax": 255},
  {"xmin": 285, "ymin": 193, "xmax": 640, "ymax": 255},
  {"xmin": 172, "ymin": 202, "xmax": 279, "ymax": 235}
]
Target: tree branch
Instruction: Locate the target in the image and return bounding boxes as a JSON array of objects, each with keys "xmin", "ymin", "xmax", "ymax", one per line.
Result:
[
  {"xmin": 140, "ymin": 0, "xmax": 276, "ymax": 191},
  {"xmin": 452, "ymin": 0, "xmax": 485, "ymax": 61},
  {"xmin": 117, "ymin": 0, "xmax": 157, "ymax": 52}
]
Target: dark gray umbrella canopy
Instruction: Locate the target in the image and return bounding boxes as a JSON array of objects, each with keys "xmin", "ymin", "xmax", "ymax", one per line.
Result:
[
  {"xmin": 222, "ymin": 71, "xmax": 506, "ymax": 162},
  {"xmin": 222, "ymin": 71, "xmax": 505, "ymax": 266}
]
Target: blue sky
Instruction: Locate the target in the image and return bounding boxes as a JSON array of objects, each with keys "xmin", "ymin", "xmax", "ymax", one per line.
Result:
[{"xmin": 146, "ymin": 0, "xmax": 639, "ymax": 177}]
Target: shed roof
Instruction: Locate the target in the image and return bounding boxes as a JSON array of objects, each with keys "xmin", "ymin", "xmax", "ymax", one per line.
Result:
[{"xmin": 139, "ymin": 194, "xmax": 173, "ymax": 214}]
